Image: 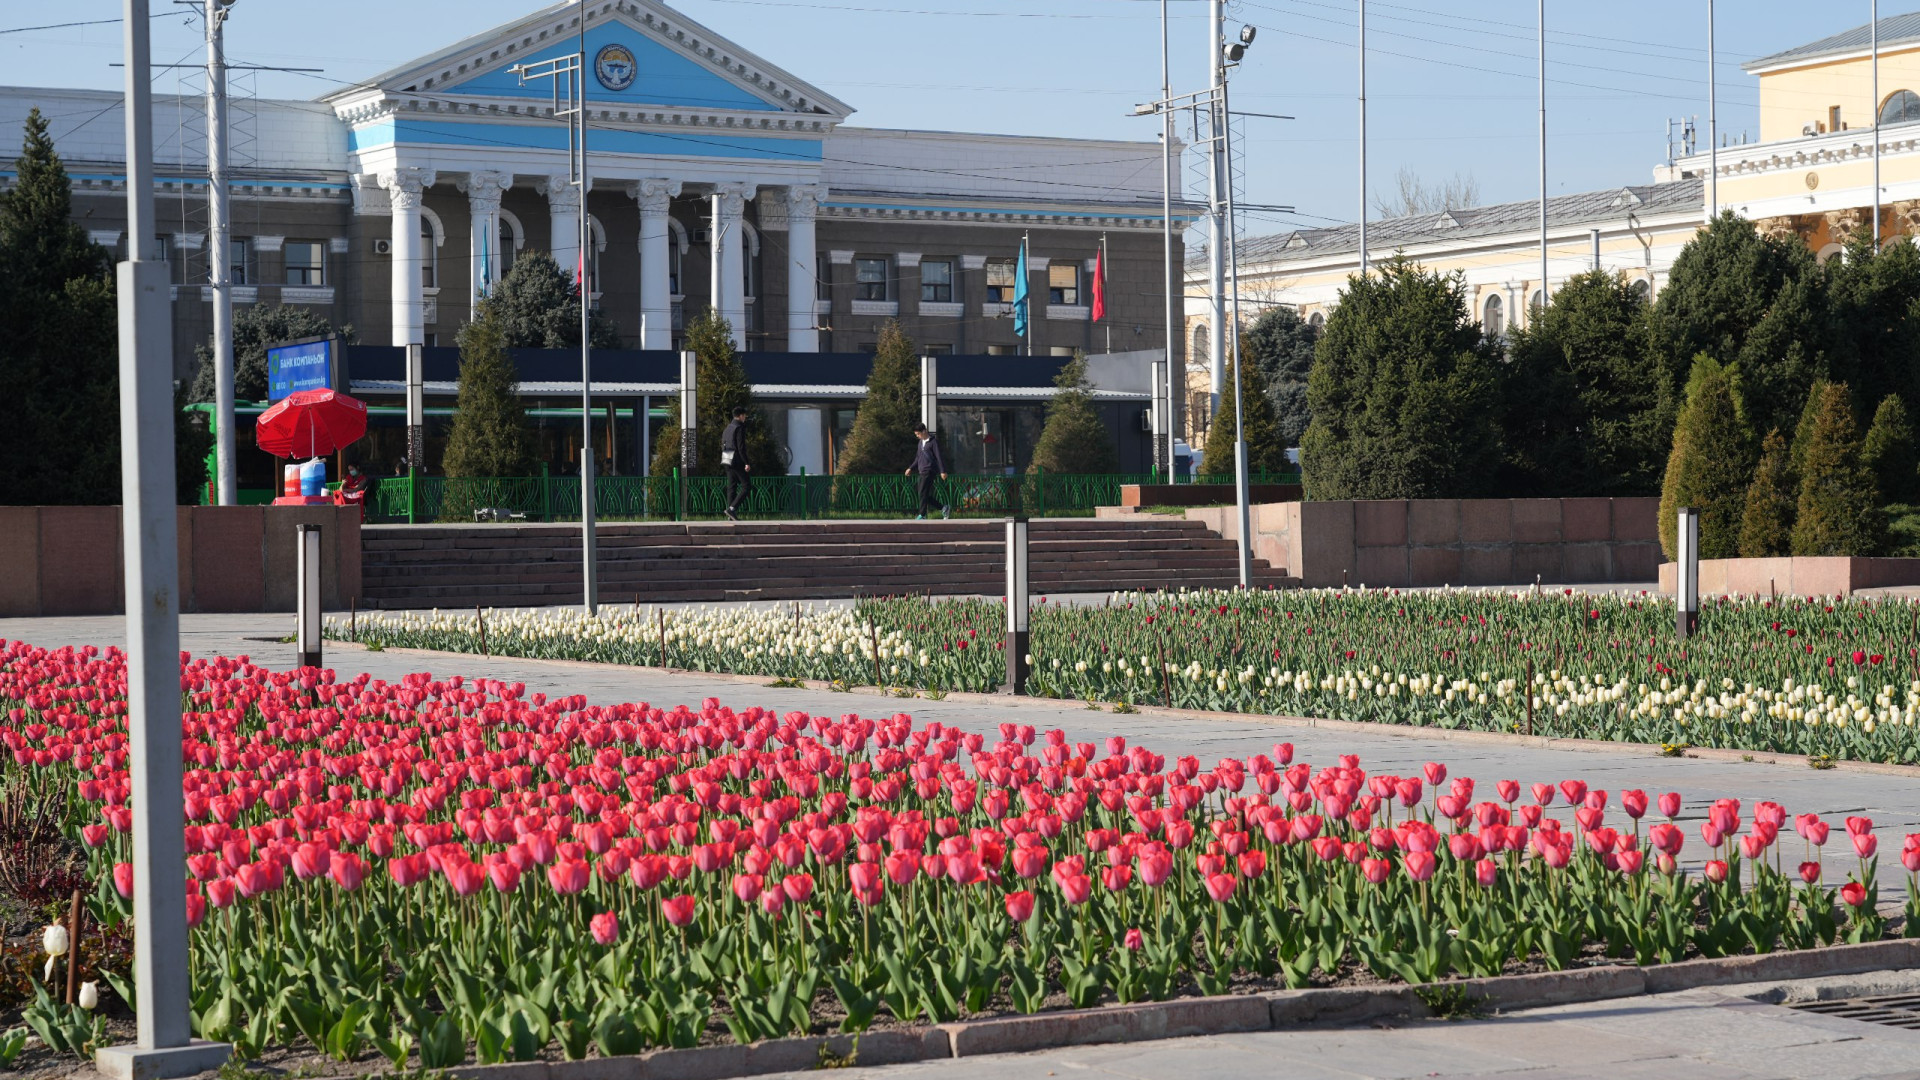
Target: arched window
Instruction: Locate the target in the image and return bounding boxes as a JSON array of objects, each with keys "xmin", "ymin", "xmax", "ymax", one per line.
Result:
[
  {"xmin": 498, "ymin": 220, "xmax": 516, "ymax": 276},
  {"xmin": 421, "ymin": 217, "xmax": 437, "ymax": 290},
  {"xmin": 1629, "ymin": 278, "xmax": 1651, "ymax": 301},
  {"xmin": 1483, "ymin": 293, "xmax": 1503, "ymax": 337},
  {"xmin": 1191, "ymin": 324, "xmax": 1208, "ymax": 364},
  {"xmin": 1529, "ymin": 290, "xmax": 1544, "ymax": 320},
  {"xmin": 1308, "ymin": 311, "xmax": 1325, "ymax": 330},
  {"xmin": 1881, "ymin": 89, "xmax": 1920, "ymax": 126}
]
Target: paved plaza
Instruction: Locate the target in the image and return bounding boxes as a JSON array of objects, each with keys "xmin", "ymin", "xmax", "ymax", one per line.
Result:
[{"xmin": 14, "ymin": 611, "xmax": 1920, "ymax": 1079}]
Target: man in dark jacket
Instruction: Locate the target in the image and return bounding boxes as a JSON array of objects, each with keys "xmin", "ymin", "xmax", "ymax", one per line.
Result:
[
  {"xmin": 904, "ymin": 421, "xmax": 950, "ymax": 520},
  {"xmin": 721, "ymin": 406, "xmax": 751, "ymax": 521}
]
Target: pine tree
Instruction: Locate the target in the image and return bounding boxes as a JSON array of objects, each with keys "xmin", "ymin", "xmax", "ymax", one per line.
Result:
[
  {"xmin": 1862, "ymin": 394, "xmax": 1918, "ymax": 506},
  {"xmin": 1738, "ymin": 429, "xmax": 1795, "ymax": 558},
  {"xmin": 837, "ymin": 322, "xmax": 921, "ymax": 475},
  {"xmin": 1199, "ymin": 349, "xmax": 1288, "ymax": 477},
  {"xmin": 489, "ymin": 250, "xmax": 621, "ymax": 348},
  {"xmin": 1658, "ymin": 357, "xmax": 1754, "ymax": 560},
  {"xmin": 1503, "ymin": 270, "xmax": 1665, "ymax": 496},
  {"xmin": 1788, "ymin": 378, "xmax": 1829, "ymax": 480},
  {"xmin": 1029, "ymin": 354, "xmax": 1120, "ymax": 474},
  {"xmin": 0, "ymin": 109, "xmax": 124, "ymax": 504},
  {"xmin": 1240, "ymin": 306, "xmax": 1317, "ymax": 447},
  {"xmin": 1824, "ymin": 235, "xmax": 1920, "ymax": 419},
  {"xmin": 1649, "ymin": 211, "xmax": 1830, "ymax": 443},
  {"xmin": 1792, "ymin": 382, "xmax": 1886, "ymax": 556},
  {"xmin": 650, "ymin": 310, "xmax": 777, "ymax": 477},
  {"xmin": 442, "ymin": 301, "xmax": 533, "ymax": 478},
  {"xmin": 1300, "ymin": 257, "xmax": 1504, "ymax": 499},
  {"xmin": 190, "ymin": 304, "xmax": 351, "ymax": 404}
]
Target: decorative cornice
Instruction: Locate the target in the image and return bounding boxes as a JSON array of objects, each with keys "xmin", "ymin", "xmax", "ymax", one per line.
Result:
[
  {"xmin": 252, "ymin": 236, "xmax": 285, "ymax": 253},
  {"xmin": 379, "ymin": 167, "xmax": 437, "ymax": 208},
  {"xmin": 457, "ymin": 169, "xmax": 513, "ymax": 212},
  {"xmin": 960, "ymin": 254, "xmax": 987, "ymax": 270},
  {"xmin": 627, "ymin": 177, "xmax": 682, "ymax": 214},
  {"xmin": 712, "ymin": 180, "xmax": 752, "ymax": 219},
  {"xmin": 336, "ymin": 94, "xmax": 834, "ymax": 138},
  {"xmin": 828, "ymin": 249, "xmax": 854, "ymax": 265},
  {"xmin": 894, "ymin": 251, "xmax": 922, "ymax": 268},
  {"xmin": 818, "ymin": 201, "xmax": 1172, "ymax": 231}
]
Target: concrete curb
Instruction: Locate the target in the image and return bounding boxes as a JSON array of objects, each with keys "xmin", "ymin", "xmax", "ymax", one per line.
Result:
[
  {"xmin": 436, "ymin": 938, "xmax": 1920, "ymax": 1080},
  {"xmin": 324, "ymin": 639, "xmax": 1920, "ymax": 779}
]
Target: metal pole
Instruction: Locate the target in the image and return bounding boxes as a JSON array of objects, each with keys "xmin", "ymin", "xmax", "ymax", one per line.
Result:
[
  {"xmin": 1538, "ymin": 0, "xmax": 1548, "ymax": 313},
  {"xmin": 1707, "ymin": 0, "xmax": 1717, "ymax": 222},
  {"xmin": 404, "ymin": 343, "xmax": 422, "ymax": 524},
  {"xmin": 206, "ymin": 0, "xmax": 235, "ymax": 506},
  {"xmin": 921, "ymin": 354, "xmax": 939, "ymax": 432},
  {"xmin": 1676, "ymin": 507, "xmax": 1700, "ymax": 639},
  {"xmin": 1222, "ymin": 76, "xmax": 1252, "ymax": 590},
  {"xmin": 578, "ymin": 0, "xmax": 597, "ymax": 614},
  {"xmin": 1205, "ymin": 0, "xmax": 1226, "ymax": 414},
  {"xmin": 1590, "ymin": 227, "xmax": 1601, "ymax": 272},
  {"xmin": 1873, "ymin": 0, "xmax": 1881, "ymax": 248},
  {"xmin": 679, "ymin": 350, "xmax": 697, "ymax": 520},
  {"xmin": 295, "ymin": 524, "xmax": 322, "ymax": 669},
  {"xmin": 1159, "ymin": 0, "xmax": 1178, "ymax": 479},
  {"xmin": 1358, "ymin": 0, "xmax": 1368, "ymax": 274},
  {"xmin": 96, "ymin": 4, "xmax": 228, "ymax": 1078},
  {"xmin": 1005, "ymin": 517, "xmax": 1030, "ymax": 694}
]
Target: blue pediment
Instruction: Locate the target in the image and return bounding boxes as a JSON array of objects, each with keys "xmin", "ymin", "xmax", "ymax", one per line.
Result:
[{"xmin": 443, "ymin": 20, "xmax": 781, "ymax": 112}]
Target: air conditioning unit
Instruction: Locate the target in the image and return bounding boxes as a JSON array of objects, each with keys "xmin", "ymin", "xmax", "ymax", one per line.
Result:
[
  {"xmin": 1803, "ymin": 123, "xmax": 1820, "ymax": 136},
  {"xmin": 373, "ymin": 238, "xmax": 392, "ymax": 256},
  {"xmin": 691, "ymin": 228, "xmax": 710, "ymax": 245},
  {"xmin": 1138, "ymin": 408, "xmax": 1154, "ymax": 433}
]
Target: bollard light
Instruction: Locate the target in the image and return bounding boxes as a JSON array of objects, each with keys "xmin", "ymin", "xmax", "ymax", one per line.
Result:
[
  {"xmin": 1676, "ymin": 506, "xmax": 1699, "ymax": 640},
  {"xmin": 921, "ymin": 354, "xmax": 939, "ymax": 433},
  {"xmin": 679, "ymin": 350, "xmax": 697, "ymax": 518},
  {"xmin": 1005, "ymin": 516, "xmax": 1030, "ymax": 694},
  {"xmin": 295, "ymin": 524, "xmax": 322, "ymax": 668}
]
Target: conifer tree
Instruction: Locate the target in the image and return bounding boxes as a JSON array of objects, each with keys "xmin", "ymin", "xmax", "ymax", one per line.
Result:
[
  {"xmin": 1788, "ymin": 378, "xmax": 1829, "ymax": 481},
  {"xmin": 1862, "ymin": 394, "xmax": 1918, "ymax": 506},
  {"xmin": 489, "ymin": 250, "xmax": 621, "ymax": 348},
  {"xmin": 1199, "ymin": 349, "xmax": 1288, "ymax": 477},
  {"xmin": 1792, "ymin": 382, "xmax": 1885, "ymax": 556},
  {"xmin": 1657, "ymin": 357, "xmax": 1754, "ymax": 559},
  {"xmin": 442, "ymin": 301, "xmax": 533, "ymax": 478},
  {"xmin": 650, "ymin": 310, "xmax": 777, "ymax": 477},
  {"xmin": 190, "ymin": 304, "xmax": 351, "ymax": 404},
  {"xmin": 1029, "ymin": 354, "xmax": 1120, "ymax": 474},
  {"xmin": 1738, "ymin": 429, "xmax": 1794, "ymax": 558},
  {"xmin": 1301, "ymin": 257, "xmax": 1503, "ymax": 499},
  {"xmin": 1240, "ymin": 306, "xmax": 1317, "ymax": 447},
  {"xmin": 837, "ymin": 322, "xmax": 920, "ymax": 475}
]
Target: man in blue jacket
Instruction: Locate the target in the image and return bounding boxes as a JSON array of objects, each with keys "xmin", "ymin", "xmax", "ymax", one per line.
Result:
[{"xmin": 904, "ymin": 421, "xmax": 950, "ymax": 520}]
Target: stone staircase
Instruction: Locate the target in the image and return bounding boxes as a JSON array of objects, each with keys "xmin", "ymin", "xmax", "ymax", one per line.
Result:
[{"xmin": 356, "ymin": 518, "xmax": 1296, "ymax": 608}]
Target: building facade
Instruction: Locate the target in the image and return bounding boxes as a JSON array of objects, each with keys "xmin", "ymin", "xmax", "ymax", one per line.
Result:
[
  {"xmin": 0, "ymin": 0, "xmax": 1187, "ymax": 383},
  {"xmin": 1184, "ymin": 12, "xmax": 1920, "ymax": 445}
]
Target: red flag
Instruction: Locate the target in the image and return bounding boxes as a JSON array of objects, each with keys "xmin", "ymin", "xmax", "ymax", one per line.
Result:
[{"xmin": 1091, "ymin": 247, "xmax": 1107, "ymax": 322}]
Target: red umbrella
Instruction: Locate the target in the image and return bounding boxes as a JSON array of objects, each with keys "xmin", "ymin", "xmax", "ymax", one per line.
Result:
[{"xmin": 255, "ymin": 389, "xmax": 368, "ymax": 459}]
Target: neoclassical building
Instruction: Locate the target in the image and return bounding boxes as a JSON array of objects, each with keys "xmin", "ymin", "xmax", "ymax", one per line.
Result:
[
  {"xmin": 1184, "ymin": 11, "xmax": 1920, "ymax": 442},
  {"xmin": 1, "ymin": 0, "xmax": 1182, "ymax": 381}
]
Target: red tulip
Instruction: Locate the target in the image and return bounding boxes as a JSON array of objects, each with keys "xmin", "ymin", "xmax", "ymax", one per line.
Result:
[
  {"xmin": 112, "ymin": 862, "xmax": 133, "ymax": 899},
  {"xmin": 1474, "ymin": 858, "xmax": 1498, "ymax": 886},
  {"xmin": 1559, "ymin": 780, "xmax": 1587, "ymax": 806},
  {"xmin": 1056, "ymin": 873, "xmax": 1093, "ymax": 906},
  {"xmin": 1853, "ymin": 832, "xmax": 1879, "ymax": 859},
  {"xmin": 1360, "ymin": 857, "xmax": 1391, "ymax": 884},
  {"xmin": 1703, "ymin": 860, "xmax": 1729, "ymax": 884},
  {"xmin": 1236, "ymin": 850, "xmax": 1267, "ymax": 878},
  {"xmin": 661, "ymin": 895, "xmax": 697, "ymax": 927},
  {"xmin": 1423, "ymin": 762, "xmax": 1447, "ymax": 786},
  {"xmin": 1658, "ymin": 792, "xmax": 1681, "ymax": 819},
  {"xmin": 1841, "ymin": 881, "xmax": 1868, "ymax": 908},
  {"xmin": 328, "ymin": 852, "xmax": 366, "ymax": 892},
  {"xmin": 547, "ymin": 859, "xmax": 590, "ymax": 896},
  {"xmin": 184, "ymin": 891, "xmax": 207, "ymax": 929},
  {"xmin": 590, "ymin": 911, "xmax": 619, "ymax": 946},
  {"xmin": 205, "ymin": 878, "xmax": 236, "ymax": 909},
  {"xmin": 1620, "ymin": 790, "xmax": 1648, "ymax": 820},
  {"xmin": 1203, "ymin": 872, "xmax": 1237, "ymax": 902},
  {"xmin": 487, "ymin": 860, "xmax": 521, "ymax": 893},
  {"xmin": 1004, "ymin": 890, "xmax": 1036, "ymax": 922},
  {"xmin": 1495, "ymin": 780, "xmax": 1519, "ymax": 804},
  {"xmin": 1124, "ymin": 927, "xmax": 1145, "ymax": 950},
  {"xmin": 1402, "ymin": 851, "xmax": 1436, "ymax": 882},
  {"xmin": 781, "ymin": 873, "xmax": 815, "ymax": 904},
  {"xmin": 80, "ymin": 824, "xmax": 108, "ymax": 848},
  {"xmin": 1799, "ymin": 861, "xmax": 1822, "ymax": 884}
]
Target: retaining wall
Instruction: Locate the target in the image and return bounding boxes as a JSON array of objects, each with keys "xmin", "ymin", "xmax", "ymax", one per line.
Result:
[
  {"xmin": 0, "ymin": 505, "xmax": 362, "ymax": 617},
  {"xmin": 1159, "ymin": 498, "xmax": 1661, "ymax": 588},
  {"xmin": 1656, "ymin": 556, "xmax": 1920, "ymax": 597}
]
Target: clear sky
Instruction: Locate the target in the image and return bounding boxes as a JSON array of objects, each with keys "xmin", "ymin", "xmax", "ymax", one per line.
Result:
[{"xmin": 0, "ymin": 0, "xmax": 1874, "ymax": 239}]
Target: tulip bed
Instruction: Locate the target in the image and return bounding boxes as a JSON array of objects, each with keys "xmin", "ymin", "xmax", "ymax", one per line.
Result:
[
  {"xmin": 6, "ymin": 638, "xmax": 1920, "ymax": 1068},
  {"xmin": 334, "ymin": 589, "xmax": 1920, "ymax": 765}
]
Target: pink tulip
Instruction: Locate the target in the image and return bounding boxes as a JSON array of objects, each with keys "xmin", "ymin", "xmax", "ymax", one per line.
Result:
[
  {"xmin": 1360, "ymin": 857, "xmax": 1391, "ymax": 884},
  {"xmin": 1057, "ymin": 873, "xmax": 1093, "ymax": 906},
  {"xmin": 661, "ymin": 895, "xmax": 697, "ymax": 927},
  {"xmin": 1124, "ymin": 928, "xmax": 1145, "ymax": 950},
  {"xmin": 1403, "ymin": 851, "xmax": 1436, "ymax": 882},
  {"xmin": 1203, "ymin": 872, "xmax": 1238, "ymax": 902},
  {"xmin": 113, "ymin": 862, "xmax": 133, "ymax": 899},
  {"xmin": 1474, "ymin": 858, "xmax": 1497, "ymax": 887},
  {"xmin": 547, "ymin": 859, "xmax": 589, "ymax": 896},
  {"xmin": 1703, "ymin": 860, "xmax": 1729, "ymax": 884},
  {"xmin": 1853, "ymin": 832, "xmax": 1879, "ymax": 859},
  {"xmin": 1799, "ymin": 861, "xmax": 1821, "ymax": 884},
  {"xmin": 781, "ymin": 873, "xmax": 815, "ymax": 904},
  {"xmin": 1005, "ymin": 891, "xmax": 1036, "ymax": 922},
  {"xmin": 1658, "ymin": 792, "xmax": 1681, "ymax": 819},
  {"xmin": 487, "ymin": 860, "xmax": 521, "ymax": 893},
  {"xmin": 590, "ymin": 911, "xmax": 619, "ymax": 946},
  {"xmin": 328, "ymin": 852, "xmax": 366, "ymax": 892},
  {"xmin": 1620, "ymin": 790, "xmax": 1648, "ymax": 820}
]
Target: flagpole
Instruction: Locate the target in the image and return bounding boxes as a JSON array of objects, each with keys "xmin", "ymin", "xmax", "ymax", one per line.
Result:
[
  {"xmin": 1101, "ymin": 233, "xmax": 1111, "ymax": 353},
  {"xmin": 1024, "ymin": 232, "xmax": 1032, "ymax": 357}
]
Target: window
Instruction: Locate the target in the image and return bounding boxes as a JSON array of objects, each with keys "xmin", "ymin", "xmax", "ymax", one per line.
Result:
[
  {"xmin": 855, "ymin": 257, "xmax": 889, "ymax": 301},
  {"xmin": 498, "ymin": 220, "xmax": 516, "ymax": 277},
  {"xmin": 986, "ymin": 344, "xmax": 1015, "ymax": 356},
  {"xmin": 921, "ymin": 259, "xmax": 953, "ymax": 303},
  {"xmin": 1882, "ymin": 90, "xmax": 1920, "ymax": 126},
  {"xmin": 214, "ymin": 238, "xmax": 249, "ymax": 285},
  {"xmin": 421, "ymin": 219, "xmax": 437, "ymax": 290},
  {"xmin": 924, "ymin": 343, "xmax": 953, "ymax": 355},
  {"xmin": 743, "ymin": 242, "xmax": 756, "ymax": 299},
  {"xmin": 816, "ymin": 252, "xmax": 829, "ymax": 301},
  {"xmin": 154, "ymin": 235, "xmax": 172, "ymax": 262},
  {"xmin": 284, "ymin": 241, "xmax": 325, "ymax": 286},
  {"xmin": 1048, "ymin": 263, "xmax": 1079, "ymax": 305},
  {"xmin": 1528, "ymin": 291, "xmax": 1543, "ymax": 319},
  {"xmin": 1482, "ymin": 293, "xmax": 1503, "ymax": 337},
  {"xmin": 1830, "ymin": 105, "xmax": 1844, "ymax": 133},
  {"xmin": 1190, "ymin": 324, "xmax": 1208, "ymax": 364},
  {"xmin": 986, "ymin": 257, "xmax": 1018, "ymax": 302},
  {"xmin": 1048, "ymin": 346, "xmax": 1075, "ymax": 357},
  {"xmin": 669, "ymin": 241, "xmax": 682, "ymax": 296}
]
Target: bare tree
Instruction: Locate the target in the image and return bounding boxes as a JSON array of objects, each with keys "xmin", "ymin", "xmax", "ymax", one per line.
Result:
[{"xmin": 1370, "ymin": 168, "xmax": 1480, "ymax": 220}]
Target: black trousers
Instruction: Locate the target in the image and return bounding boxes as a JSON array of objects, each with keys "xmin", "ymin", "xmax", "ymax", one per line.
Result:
[
  {"xmin": 916, "ymin": 470, "xmax": 942, "ymax": 515},
  {"xmin": 725, "ymin": 465, "xmax": 751, "ymax": 512}
]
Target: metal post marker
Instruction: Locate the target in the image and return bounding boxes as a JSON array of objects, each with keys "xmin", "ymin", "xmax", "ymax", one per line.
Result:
[
  {"xmin": 206, "ymin": 0, "xmax": 236, "ymax": 506},
  {"xmin": 1151, "ymin": 358, "xmax": 1170, "ymax": 478},
  {"xmin": 679, "ymin": 350, "xmax": 697, "ymax": 520},
  {"xmin": 404, "ymin": 342, "xmax": 423, "ymax": 524},
  {"xmin": 1005, "ymin": 517, "xmax": 1030, "ymax": 695},
  {"xmin": 1676, "ymin": 507, "xmax": 1700, "ymax": 640},
  {"xmin": 96, "ymin": 4, "xmax": 231, "ymax": 1078},
  {"xmin": 921, "ymin": 354, "xmax": 939, "ymax": 433},
  {"xmin": 296, "ymin": 525, "xmax": 322, "ymax": 669}
]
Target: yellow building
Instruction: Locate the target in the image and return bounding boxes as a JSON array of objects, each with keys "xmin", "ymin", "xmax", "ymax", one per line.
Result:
[{"xmin": 1185, "ymin": 12, "xmax": 1920, "ymax": 444}]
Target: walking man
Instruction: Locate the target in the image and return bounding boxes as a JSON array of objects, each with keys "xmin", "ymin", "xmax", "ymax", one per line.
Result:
[
  {"xmin": 722, "ymin": 406, "xmax": 751, "ymax": 521},
  {"xmin": 904, "ymin": 421, "xmax": 950, "ymax": 520}
]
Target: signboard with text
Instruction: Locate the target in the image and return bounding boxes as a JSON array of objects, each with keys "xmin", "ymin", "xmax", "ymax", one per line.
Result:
[{"xmin": 266, "ymin": 337, "xmax": 337, "ymax": 401}]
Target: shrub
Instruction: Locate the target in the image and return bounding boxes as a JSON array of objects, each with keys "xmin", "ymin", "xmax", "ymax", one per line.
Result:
[
  {"xmin": 1030, "ymin": 355, "xmax": 1119, "ymax": 475},
  {"xmin": 1792, "ymin": 382, "xmax": 1885, "ymax": 556},
  {"xmin": 1737, "ymin": 429, "xmax": 1794, "ymax": 558},
  {"xmin": 1862, "ymin": 394, "xmax": 1918, "ymax": 506},
  {"xmin": 837, "ymin": 322, "xmax": 920, "ymax": 475},
  {"xmin": 1199, "ymin": 350, "xmax": 1287, "ymax": 477},
  {"xmin": 1657, "ymin": 357, "xmax": 1754, "ymax": 560}
]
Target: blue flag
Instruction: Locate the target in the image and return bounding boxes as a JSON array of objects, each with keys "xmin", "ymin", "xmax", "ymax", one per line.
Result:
[
  {"xmin": 1011, "ymin": 240, "xmax": 1030, "ymax": 338},
  {"xmin": 479, "ymin": 226, "xmax": 493, "ymax": 299}
]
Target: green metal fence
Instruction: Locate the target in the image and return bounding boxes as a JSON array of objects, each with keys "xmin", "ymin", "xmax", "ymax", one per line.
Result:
[{"xmin": 357, "ymin": 470, "xmax": 1300, "ymax": 524}]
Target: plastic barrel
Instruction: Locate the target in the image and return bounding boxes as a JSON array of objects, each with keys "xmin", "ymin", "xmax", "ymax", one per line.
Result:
[{"xmin": 300, "ymin": 459, "xmax": 326, "ymax": 497}]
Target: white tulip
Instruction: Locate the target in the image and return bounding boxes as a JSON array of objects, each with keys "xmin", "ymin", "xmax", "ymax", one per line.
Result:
[
  {"xmin": 78, "ymin": 981, "xmax": 98, "ymax": 1010},
  {"xmin": 43, "ymin": 924, "xmax": 69, "ymax": 958}
]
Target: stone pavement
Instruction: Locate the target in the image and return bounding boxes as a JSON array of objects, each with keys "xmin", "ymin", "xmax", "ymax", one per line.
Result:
[{"xmin": 756, "ymin": 987, "xmax": 1920, "ymax": 1080}]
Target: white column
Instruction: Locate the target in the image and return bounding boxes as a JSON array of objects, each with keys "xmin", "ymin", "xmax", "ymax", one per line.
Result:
[
  {"xmin": 786, "ymin": 184, "xmax": 824, "ymax": 352},
  {"xmin": 461, "ymin": 170, "xmax": 512, "ymax": 303},
  {"xmin": 546, "ymin": 173, "xmax": 583, "ymax": 283},
  {"xmin": 631, "ymin": 178, "xmax": 681, "ymax": 349},
  {"xmin": 381, "ymin": 167, "xmax": 435, "ymax": 347},
  {"xmin": 712, "ymin": 181, "xmax": 751, "ymax": 350}
]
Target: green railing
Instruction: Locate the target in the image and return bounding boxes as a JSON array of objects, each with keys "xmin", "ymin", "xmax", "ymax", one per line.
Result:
[{"xmin": 357, "ymin": 470, "xmax": 1301, "ymax": 524}]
